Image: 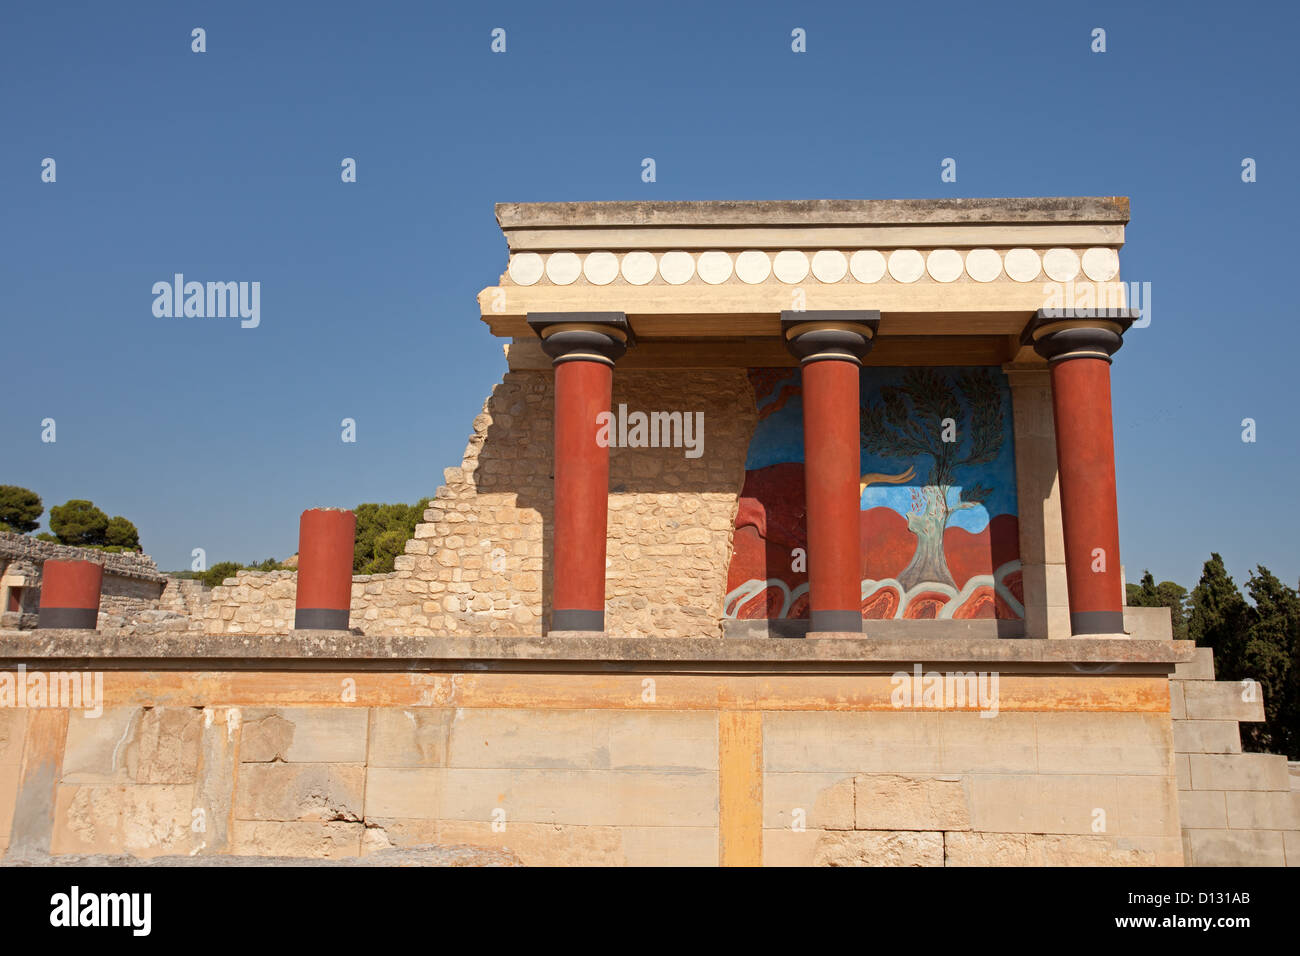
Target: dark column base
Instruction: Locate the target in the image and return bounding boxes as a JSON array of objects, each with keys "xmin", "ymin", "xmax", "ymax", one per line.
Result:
[
  {"xmin": 37, "ymin": 607, "xmax": 98, "ymax": 629},
  {"xmin": 809, "ymin": 610, "xmax": 863, "ymax": 633},
  {"xmin": 1069, "ymin": 610, "xmax": 1126, "ymax": 635},
  {"xmin": 551, "ymin": 609, "xmax": 604, "ymax": 632},
  {"xmin": 294, "ymin": 608, "xmax": 350, "ymax": 630}
]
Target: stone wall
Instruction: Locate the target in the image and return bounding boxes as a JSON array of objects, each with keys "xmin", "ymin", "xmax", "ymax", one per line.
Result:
[{"xmin": 0, "ymin": 644, "xmax": 1200, "ymax": 865}]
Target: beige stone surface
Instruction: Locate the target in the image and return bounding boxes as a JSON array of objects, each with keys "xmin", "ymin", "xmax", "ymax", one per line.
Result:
[
  {"xmin": 233, "ymin": 763, "xmax": 365, "ymax": 822},
  {"xmin": 1188, "ymin": 753, "xmax": 1290, "ymax": 792},
  {"xmin": 50, "ymin": 784, "xmax": 194, "ymax": 858},
  {"xmin": 366, "ymin": 708, "xmax": 452, "ymax": 767},
  {"xmin": 813, "ymin": 829, "xmax": 944, "ymax": 867},
  {"xmin": 1172, "ymin": 719, "xmax": 1241, "ymax": 754},
  {"xmin": 762, "ymin": 773, "xmax": 855, "ymax": 830},
  {"xmin": 854, "ymin": 774, "xmax": 971, "ymax": 831},
  {"xmin": 1185, "ymin": 827, "xmax": 1286, "ymax": 867},
  {"xmin": 230, "ymin": 821, "xmax": 363, "ymax": 858},
  {"xmin": 240, "ymin": 708, "xmax": 368, "ymax": 763},
  {"xmin": 1183, "ymin": 681, "xmax": 1265, "ymax": 722},
  {"xmin": 1035, "ymin": 712, "xmax": 1171, "ymax": 775},
  {"xmin": 1223, "ymin": 790, "xmax": 1300, "ymax": 830},
  {"xmin": 1176, "ymin": 789, "xmax": 1227, "ymax": 829}
]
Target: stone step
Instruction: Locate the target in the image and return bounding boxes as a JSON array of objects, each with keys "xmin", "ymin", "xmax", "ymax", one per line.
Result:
[
  {"xmin": 1183, "ymin": 680, "xmax": 1266, "ymax": 722},
  {"xmin": 1173, "ymin": 646, "xmax": 1215, "ymax": 681},
  {"xmin": 1172, "ymin": 719, "xmax": 1242, "ymax": 754},
  {"xmin": 1187, "ymin": 753, "xmax": 1292, "ymax": 792}
]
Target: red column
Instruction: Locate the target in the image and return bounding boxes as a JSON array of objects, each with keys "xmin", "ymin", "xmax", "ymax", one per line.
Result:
[
  {"xmin": 38, "ymin": 559, "xmax": 103, "ymax": 629},
  {"xmin": 552, "ymin": 360, "xmax": 613, "ymax": 630},
  {"xmin": 295, "ymin": 508, "xmax": 356, "ymax": 630},
  {"xmin": 782, "ymin": 311, "xmax": 879, "ymax": 634},
  {"xmin": 1027, "ymin": 309, "xmax": 1134, "ymax": 635},
  {"xmin": 1050, "ymin": 357, "xmax": 1124, "ymax": 635},
  {"xmin": 802, "ymin": 359, "xmax": 866, "ymax": 632},
  {"xmin": 527, "ymin": 313, "xmax": 632, "ymax": 633}
]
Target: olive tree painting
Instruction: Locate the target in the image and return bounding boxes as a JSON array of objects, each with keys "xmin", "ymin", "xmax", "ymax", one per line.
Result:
[{"xmin": 860, "ymin": 368, "xmax": 1003, "ymax": 592}]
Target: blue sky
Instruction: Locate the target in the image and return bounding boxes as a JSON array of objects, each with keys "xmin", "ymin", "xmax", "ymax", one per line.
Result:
[{"xmin": 2, "ymin": 0, "xmax": 1296, "ymax": 591}]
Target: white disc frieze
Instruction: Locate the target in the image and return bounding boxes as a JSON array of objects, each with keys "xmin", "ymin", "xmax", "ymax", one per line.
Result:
[
  {"xmin": 1004, "ymin": 248, "xmax": 1042, "ymax": 282},
  {"xmin": 735, "ymin": 250, "xmax": 772, "ymax": 284},
  {"xmin": 583, "ymin": 252, "xmax": 619, "ymax": 285},
  {"xmin": 621, "ymin": 251, "xmax": 658, "ymax": 285},
  {"xmin": 697, "ymin": 251, "xmax": 734, "ymax": 284},
  {"xmin": 888, "ymin": 249, "xmax": 925, "ymax": 283},
  {"xmin": 926, "ymin": 249, "xmax": 963, "ymax": 283},
  {"xmin": 1043, "ymin": 247, "xmax": 1081, "ymax": 282},
  {"xmin": 507, "ymin": 253, "xmax": 544, "ymax": 286},
  {"xmin": 773, "ymin": 250, "xmax": 810, "ymax": 284},
  {"xmin": 811, "ymin": 250, "xmax": 848, "ymax": 283},
  {"xmin": 545, "ymin": 252, "xmax": 582, "ymax": 285},
  {"xmin": 849, "ymin": 250, "xmax": 887, "ymax": 283},
  {"xmin": 964, "ymin": 248, "xmax": 1002, "ymax": 283},
  {"xmin": 659, "ymin": 251, "xmax": 696, "ymax": 285},
  {"xmin": 1081, "ymin": 247, "xmax": 1119, "ymax": 281}
]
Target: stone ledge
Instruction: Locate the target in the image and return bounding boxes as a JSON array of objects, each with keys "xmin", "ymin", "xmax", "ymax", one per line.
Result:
[{"xmin": 0, "ymin": 629, "xmax": 1196, "ymax": 672}]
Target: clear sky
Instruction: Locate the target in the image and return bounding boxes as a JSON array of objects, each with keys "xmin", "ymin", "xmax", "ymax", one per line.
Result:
[{"xmin": 2, "ymin": 0, "xmax": 1296, "ymax": 590}]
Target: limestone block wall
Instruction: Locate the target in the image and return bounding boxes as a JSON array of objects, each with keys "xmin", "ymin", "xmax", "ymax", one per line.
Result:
[
  {"xmin": 1171, "ymin": 647, "xmax": 1300, "ymax": 865},
  {"xmin": 1, "ymin": 664, "xmax": 1190, "ymax": 865}
]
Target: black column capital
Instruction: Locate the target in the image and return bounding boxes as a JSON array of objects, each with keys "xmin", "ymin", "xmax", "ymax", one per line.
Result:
[
  {"xmin": 781, "ymin": 310, "xmax": 880, "ymax": 365},
  {"xmin": 527, "ymin": 312, "xmax": 634, "ymax": 367},
  {"xmin": 1022, "ymin": 308, "xmax": 1138, "ymax": 364}
]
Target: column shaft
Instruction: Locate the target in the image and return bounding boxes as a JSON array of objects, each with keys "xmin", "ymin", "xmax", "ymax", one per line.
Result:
[
  {"xmin": 1049, "ymin": 357, "xmax": 1124, "ymax": 634},
  {"xmin": 801, "ymin": 359, "xmax": 864, "ymax": 631},
  {"xmin": 552, "ymin": 359, "xmax": 613, "ymax": 630}
]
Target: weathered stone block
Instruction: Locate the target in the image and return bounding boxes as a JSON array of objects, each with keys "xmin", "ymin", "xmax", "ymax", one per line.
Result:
[
  {"xmin": 1224, "ymin": 790, "xmax": 1300, "ymax": 830},
  {"xmin": 1035, "ymin": 713, "xmax": 1171, "ymax": 775},
  {"xmin": 233, "ymin": 763, "xmax": 365, "ymax": 822},
  {"xmin": 935, "ymin": 712, "xmax": 1037, "ymax": 773},
  {"xmin": 1188, "ymin": 753, "xmax": 1290, "ymax": 792},
  {"xmin": 230, "ymin": 821, "xmax": 363, "ymax": 858},
  {"xmin": 240, "ymin": 708, "xmax": 368, "ymax": 763},
  {"xmin": 1176, "ymin": 789, "xmax": 1226, "ymax": 829},
  {"xmin": 813, "ymin": 829, "xmax": 943, "ymax": 867},
  {"xmin": 1183, "ymin": 681, "xmax": 1266, "ymax": 722},
  {"xmin": 1185, "ymin": 827, "xmax": 1287, "ymax": 866},
  {"xmin": 763, "ymin": 773, "xmax": 855, "ymax": 830},
  {"xmin": 763, "ymin": 712, "xmax": 941, "ymax": 774},
  {"xmin": 854, "ymin": 773, "xmax": 972, "ymax": 831},
  {"xmin": 1173, "ymin": 648, "xmax": 1215, "ymax": 681},
  {"xmin": 367, "ymin": 708, "xmax": 452, "ymax": 768},
  {"xmin": 1172, "ymin": 719, "xmax": 1241, "ymax": 754},
  {"xmin": 51, "ymin": 784, "xmax": 195, "ymax": 858},
  {"xmin": 61, "ymin": 708, "xmax": 140, "ymax": 783}
]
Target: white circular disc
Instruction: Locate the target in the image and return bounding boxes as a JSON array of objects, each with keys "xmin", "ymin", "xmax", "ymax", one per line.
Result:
[
  {"xmin": 545, "ymin": 252, "xmax": 581, "ymax": 285},
  {"xmin": 696, "ymin": 251, "xmax": 733, "ymax": 284},
  {"xmin": 926, "ymin": 249, "xmax": 963, "ymax": 283},
  {"xmin": 811, "ymin": 250, "xmax": 848, "ymax": 283},
  {"xmin": 1043, "ymin": 248, "xmax": 1081, "ymax": 282},
  {"xmin": 773, "ymin": 250, "xmax": 810, "ymax": 284},
  {"xmin": 964, "ymin": 248, "xmax": 1002, "ymax": 283},
  {"xmin": 507, "ymin": 253, "xmax": 544, "ymax": 286},
  {"xmin": 849, "ymin": 250, "xmax": 886, "ymax": 283},
  {"xmin": 735, "ymin": 250, "xmax": 772, "ymax": 284},
  {"xmin": 888, "ymin": 249, "xmax": 925, "ymax": 283},
  {"xmin": 658, "ymin": 250, "xmax": 696, "ymax": 285},
  {"xmin": 1004, "ymin": 248, "xmax": 1042, "ymax": 282},
  {"xmin": 583, "ymin": 252, "xmax": 619, "ymax": 285},
  {"xmin": 1081, "ymin": 247, "xmax": 1119, "ymax": 281},
  {"xmin": 621, "ymin": 251, "xmax": 657, "ymax": 285}
]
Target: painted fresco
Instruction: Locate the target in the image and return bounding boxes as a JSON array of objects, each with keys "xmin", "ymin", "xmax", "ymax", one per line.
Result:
[{"xmin": 724, "ymin": 367, "xmax": 1023, "ymax": 621}]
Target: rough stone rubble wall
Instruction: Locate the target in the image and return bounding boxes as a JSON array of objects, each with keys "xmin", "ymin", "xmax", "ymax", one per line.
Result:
[
  {"xmin": 1171, "ymin": 647, "xmax": 1300, "ymax": 865},
  {"xmin": 201, "ymin": 368, "xmax": 755, "ymax": 638}
]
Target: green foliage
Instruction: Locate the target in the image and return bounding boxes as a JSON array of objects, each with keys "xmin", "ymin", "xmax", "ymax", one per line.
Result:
[
  {"xmin": 49, "ymin": 499, "xmax": 110, "ymax": 546},
  {"xmin": 199, "ymin": 558, "xmax": 286, "ymax": 589},
  {"xmin": 34, "ymin": 532, "xmax": 57, "ymax": 543},
  {"xmin": 104, "ymin": 515, "xmax": 141, "ymax": 550},
  {"xmin": 1126, "ymin": 570, "xmax": 1189, "ymax": 641},
  {"xmin": 0, "ymin": 485, "xmax": 43, "ymax": 534},
  {"xmin": 1185, "ymin": 554, "xmax": 1299, "ymax": 758},
  {"xmin": 353, "ymin": 498, "xmax": 432, "ymax": 574},
  {"xmin": 200, "ymin": 561, "xmax": 243, "ymax": 590}
]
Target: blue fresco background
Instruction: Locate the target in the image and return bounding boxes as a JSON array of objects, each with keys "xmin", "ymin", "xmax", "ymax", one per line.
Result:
[{"xmin": 745, "ymin": 367, "xmax": 1018, "ymax": 533}]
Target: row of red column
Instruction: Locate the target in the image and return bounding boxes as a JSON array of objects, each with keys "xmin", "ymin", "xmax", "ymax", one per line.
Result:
[
  {"xmin": 31, "ymin": 308, "xmax": 1132, "ymax": 638},
  {"xmin": 36, "ymin": 508, "xmax": 357, "ymax": 631},
  {"xmin": 531, "ymin": 308, "xmax": 1134, "ymax": 637}
]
